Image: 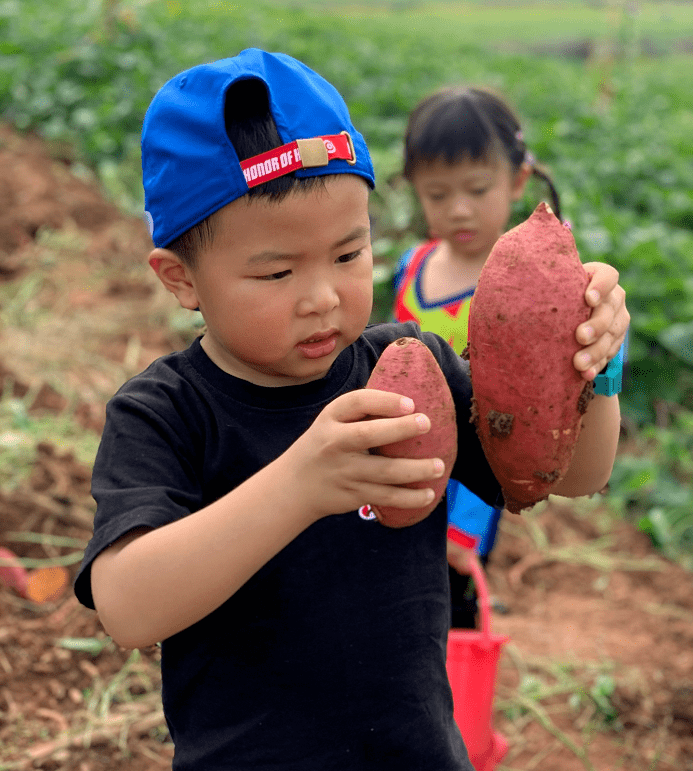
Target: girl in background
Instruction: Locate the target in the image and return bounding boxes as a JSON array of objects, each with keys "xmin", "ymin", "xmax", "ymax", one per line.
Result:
[{"xmin": 393, "ymin": 85, "xmax": 564, "ymax": 628}]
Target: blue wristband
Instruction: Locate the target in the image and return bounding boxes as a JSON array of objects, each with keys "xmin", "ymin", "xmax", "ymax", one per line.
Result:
[{"xmin": 593, "ymin": 337, "xmax": 626, "ymax": 396}]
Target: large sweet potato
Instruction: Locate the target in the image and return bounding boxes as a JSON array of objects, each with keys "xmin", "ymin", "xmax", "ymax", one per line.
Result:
[
  {"xmin": 366, "ymin": 337, "xmax": 457, "ymax": 527},
  {"xmin": 467, "ymin": 203, "xmax": 594, "ymax": 513}
]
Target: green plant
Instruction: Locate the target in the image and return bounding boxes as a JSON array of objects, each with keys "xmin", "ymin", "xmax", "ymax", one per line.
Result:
[
  {"xmin": 499, "ymin": 647, "xmax": 622, "ymax": 770},
  {"xmin": 1, "ymin": 0, "xmax": 692, "ymax": 562},
  {"xmin": 0, "ymin": 389, "xmax": 100, "ymax": 490},
  {"xmin": 609, "ymin": 407, "xmax": 693, "ymax": 566}
]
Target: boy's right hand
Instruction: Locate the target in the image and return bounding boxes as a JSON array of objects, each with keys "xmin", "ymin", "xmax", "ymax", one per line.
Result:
[{"xmin": 282, "ymin": 389, "xmax": 446, "ymax": 521}]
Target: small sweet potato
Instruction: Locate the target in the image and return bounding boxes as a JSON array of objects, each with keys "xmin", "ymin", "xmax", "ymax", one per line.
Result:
[
  {"xmin": 366, "ymin": 337, "xmax": 457, "ymax": 527},
  {"xmin": 0, "ymin": 546, "xmax": 29, "ymax": 597},
  {"xmin": 467, "ymin": 203, "xmax": 593, "ymax": 513},
  {"xmin": 0, "ymin": 550, "xmax": 70, "ymax": 604},
  {"xmin": 25, "ymin": 565, "xmax": 70, "ymax": 604}
]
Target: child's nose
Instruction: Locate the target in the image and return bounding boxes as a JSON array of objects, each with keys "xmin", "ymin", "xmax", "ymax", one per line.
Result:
[
  {"xmin": 449, "ymin": 195, "xmax": 473, "ymax": 218},
  {"xmin": 297, "ymin": 275, "xmax": 339, "ymax": 316}
]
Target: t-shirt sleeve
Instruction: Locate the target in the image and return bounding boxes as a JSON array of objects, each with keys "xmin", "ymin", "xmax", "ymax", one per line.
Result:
[{"xmin": 74, "ymin": 389, "xmax": 204, "ymax": 609}]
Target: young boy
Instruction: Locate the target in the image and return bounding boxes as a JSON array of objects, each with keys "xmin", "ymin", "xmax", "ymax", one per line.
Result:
[{"xmin": 74, "ymin": 49, "xmax": 626, "ymax": 770}]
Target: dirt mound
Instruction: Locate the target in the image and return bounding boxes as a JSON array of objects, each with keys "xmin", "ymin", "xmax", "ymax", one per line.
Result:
[
  {"xmin": 489, "ymin": 501, "xmax": 693, "ymax": 770},
  {"xmin": 0, "ymin": 124, "xmax": 123, "ymax": 273},
  {"xmin": 0, "ymin": 446, "xmax": 169, "ymax": 770},
  {"xmin": 0, "ymin": 122, "xmax": 196, "ymax": 432},
  {"xmin": 0, "ymin": 122, "xmax": 691, "ymax": 770}
]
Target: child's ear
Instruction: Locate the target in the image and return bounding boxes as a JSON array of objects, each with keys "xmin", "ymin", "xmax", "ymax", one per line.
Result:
[
  {"xmin": 511, "ymin": 162, "xmax": 533, "ymax": 201},
  {"xmin": 149, "ymin": 248, "xmax": 200, "ymax": 310}
]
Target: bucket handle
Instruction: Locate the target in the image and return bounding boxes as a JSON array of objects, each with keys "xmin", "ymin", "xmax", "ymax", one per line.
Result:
[
  {"xmin": 468, "ymin": 552, "xmax": 492, "ymax": 642},
  {"xmin": 447, "ymin": 525, "xmax": 492, "ymax": 642}
]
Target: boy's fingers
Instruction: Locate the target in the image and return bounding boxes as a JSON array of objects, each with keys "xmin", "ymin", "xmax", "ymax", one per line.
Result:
[
  {"xmin": 320, "ymin": 390, "xmax": 434, "ymax": 452},
  {"xmin": 575, "ymin": 326, "xmax": 626, "ymax": 379},
  {"xmin": 574, "ymin": 345, "xmax": 609, "ymax": 380},
  {"xmin": 364, "ymin": 455, "xmax": 445, "ymax": 486},
  {"xmin": 328, "ymin": 388, "xmax": 415, "ymax": 423},
  {"xmin": 577, "ymin": 299, "xmax": 613, "ymax": 343},
  {"xmin": 575, "ymin": 283, "xmax": 629, "ymax": 379},
  {"xmin": 577, "ymin": 285, "xmax": 627, "ymax": 342},
  {"xmin": 583, "ymin": 262, "xmax": 619, "ymax": 307},
  {"xmin": 347, "ymin": 412, "xmax": 431, "ymax": 452},
  {"xmin": 358, "ymin": 482, "xmax": 437, "ymax": 511}
]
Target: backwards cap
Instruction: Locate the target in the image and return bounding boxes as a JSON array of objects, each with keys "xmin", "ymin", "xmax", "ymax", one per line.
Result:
[{"xmin": 142, "ymin": 48, "xmax": 375, "ymax": 248}]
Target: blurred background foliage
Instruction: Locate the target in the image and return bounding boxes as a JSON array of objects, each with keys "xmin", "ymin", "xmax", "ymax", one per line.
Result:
[{"xmin": 1, "ymin": 0, "xmax": 692, "ymax": 563}]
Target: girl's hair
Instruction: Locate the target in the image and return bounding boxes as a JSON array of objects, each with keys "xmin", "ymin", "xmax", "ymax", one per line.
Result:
[
  {"xmin": 168, "ymin": 78, "xmax": 327, "ymax": 265},
  {"xmin": 403, "ymin": 86, "xmax": 561, "ymax": 221}
]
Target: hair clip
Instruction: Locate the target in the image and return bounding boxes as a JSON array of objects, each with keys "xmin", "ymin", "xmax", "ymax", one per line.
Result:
[
  {"xmin": 515, "ymin": 130, "xmax": 524, "ymax": 143},
  {"xmin": 525, "ymin": 151, "xmax": 535, "ymax": 166}
]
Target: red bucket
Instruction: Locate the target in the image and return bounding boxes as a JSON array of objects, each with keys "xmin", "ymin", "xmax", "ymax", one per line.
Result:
[{"xmin": 446, "ymin": 550, "xmax": 509, "ymax": 771}]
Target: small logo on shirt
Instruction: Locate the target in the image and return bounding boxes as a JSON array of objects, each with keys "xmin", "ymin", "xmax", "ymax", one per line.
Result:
[{"xmin": 358, "ymin": 504, "xmax": 377, "ymax": 521}]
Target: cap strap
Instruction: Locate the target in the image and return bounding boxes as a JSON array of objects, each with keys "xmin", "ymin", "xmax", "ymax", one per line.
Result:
[{"xmin": 240, "ymin": 132, "xmax": 355, "ymax": 188}]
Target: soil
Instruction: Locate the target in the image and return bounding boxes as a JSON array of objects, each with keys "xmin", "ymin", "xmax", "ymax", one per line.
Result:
[{"xmin": 0, "ymin": 123, "xmax": 692, "ymax": 770}]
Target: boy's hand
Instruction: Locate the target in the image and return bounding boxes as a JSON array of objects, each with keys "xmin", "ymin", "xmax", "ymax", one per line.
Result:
[
  {"xmin": 283, "ymin": 389, "xmax": 445, "ymax": 521},
  {"xmin": 574, "ymin": 262, "xmax": 629, "ymax": 381}
]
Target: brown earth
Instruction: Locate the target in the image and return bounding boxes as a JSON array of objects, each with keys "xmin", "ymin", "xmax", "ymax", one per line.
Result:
[{"xmin": 0, "ymin": 123, "xmax": 691, "ymax": 770}]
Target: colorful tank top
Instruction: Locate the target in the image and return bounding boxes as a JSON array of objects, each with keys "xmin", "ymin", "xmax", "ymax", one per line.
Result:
[
  {"xmin": 393, "ymin": 240, "xmax": 500, "ymax": 556},
  {"xmin": 393, "ymin": 240, "xmax": 474, "ymax": 355}
]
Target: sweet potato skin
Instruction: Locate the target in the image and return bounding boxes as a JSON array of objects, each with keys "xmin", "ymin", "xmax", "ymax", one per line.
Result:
[
  {"xmin": 0, "ymin": 546, "xmax": 29, "ymax": 597},
  {"xmin": 467, "ymin": 203, "xmax": 594, "ymax": 513},
  {"xmin": 0, "ymin": 548, "xmax": 70, "ymax": 604},
  {"xmin": 366, "ymin": 337, "xmax": 457, "ymax": 527}
]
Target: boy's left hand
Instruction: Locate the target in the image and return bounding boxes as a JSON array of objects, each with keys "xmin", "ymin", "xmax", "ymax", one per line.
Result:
[{"xmin": 574, "ymin": 262, "xmax": 629, "ymax": 381}]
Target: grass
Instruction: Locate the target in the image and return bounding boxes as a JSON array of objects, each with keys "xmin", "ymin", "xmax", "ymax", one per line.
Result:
[
  {"xmin": 7, "ymin": 647, "xmax": 170, "ymax": 769},
  {"xmin": 0, "ymin": 391, "xmax": 100, "ymax": 490},
  {"xmin": 309, "ymin": 0, "xmax": 693, "ymax": 48},
  {"xmin": 498, "ymin": 647, "xmax": 622, "ymax": 771},
  {"xmin": 257, "ymin": 0, "xmax": 693, "ymax": 60}
]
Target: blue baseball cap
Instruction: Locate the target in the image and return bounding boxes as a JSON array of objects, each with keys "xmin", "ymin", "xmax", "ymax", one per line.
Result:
[{"xmin": 142, "ymin": 48, "xmax": 375, "ymax": 248}]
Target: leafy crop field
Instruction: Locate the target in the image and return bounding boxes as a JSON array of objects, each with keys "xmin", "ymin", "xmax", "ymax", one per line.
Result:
[
  {"xmin": 4, "ymin": 0, "xmax": 690, "ymax": 559},
  {"xmin": 309, "ymin": 0, "xmax": 693, "ymax": 50},
  {"xmin": 0, "ymin": 3, "xmax": 692, "ymax": 767}
]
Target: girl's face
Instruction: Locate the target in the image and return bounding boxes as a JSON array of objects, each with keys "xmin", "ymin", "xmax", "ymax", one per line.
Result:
[
  {"xmin": 412, "ymin": 154, "xmax": 530, "ymax": 262},
  {"xmin": 156, "ymin": 175, "xmax": 374, "ymax": 387}
]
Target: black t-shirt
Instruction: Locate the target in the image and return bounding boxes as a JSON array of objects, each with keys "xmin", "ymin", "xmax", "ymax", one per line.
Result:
[{"xmin": 75, "ymin": 321, "xmax": 501, "ymax": 770}]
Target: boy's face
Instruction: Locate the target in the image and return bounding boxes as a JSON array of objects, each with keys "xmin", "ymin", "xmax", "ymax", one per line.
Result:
[
  {"xmin": 157, "ymin": 175, "xmax": 373, "ymax": 387},
  {"xmin": 412, "ymin": 154, "xmax": 529, "ymax": 262}
]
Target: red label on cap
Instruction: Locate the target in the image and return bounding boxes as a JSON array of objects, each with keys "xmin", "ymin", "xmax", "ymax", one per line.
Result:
[{"xmin": 240, "ymin": 133, "xmax": 353, "ymax": 188}]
